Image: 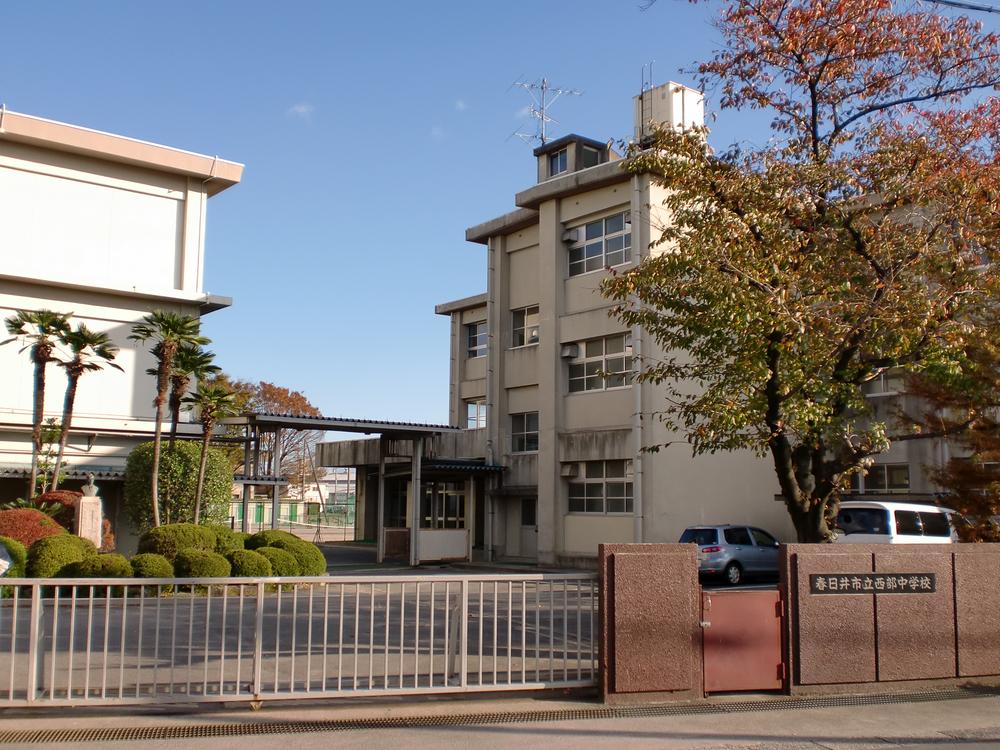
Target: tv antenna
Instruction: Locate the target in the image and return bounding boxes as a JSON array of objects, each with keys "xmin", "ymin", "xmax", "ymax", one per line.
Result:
[{"xmin": 509, "ymin": 76, "xmax": 582, "ymax": 146}]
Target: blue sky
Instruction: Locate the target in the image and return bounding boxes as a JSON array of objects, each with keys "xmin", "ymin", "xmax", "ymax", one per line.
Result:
[{"xmin": 2, "ymin": 1, "xmax": 803, "ymax": 423}]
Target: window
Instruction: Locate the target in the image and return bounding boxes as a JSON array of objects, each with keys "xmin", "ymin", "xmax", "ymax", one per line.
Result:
[
  {"xmin": 521, "ymin": 497, "xmax": 536, "ymax": 527},
  {"xmin": 568, "ymin": 459, "xmax": 633, "ymax": 514},
  {"xmin": 512, "ymin": 306, "xmax": 540, "ymax": 347},
  {"xmin": 894, "ymin": 510, "xmax": 921, "ymax": 535},
  {"xmin": 465, "ymin": 400, "xmax": 487, "ymax": 429},
  {"xmin": 836, "ymin": 508, "xmax": 889, "ymax": 535},
  {"xmin": 568, "ymin": 333, "xmax": 632, "ymax": 392},
  {"xmin": 920, "ymin": 512, "xmax": 952, "ymax": 537},
  {"xmin": 861, "ymin": 463, "xmax": 910, "ymax": 493},
  {"xmin": 750, "ymin": 528, "xmax": 778, "ymax": 547},
  {"xmin": 865, "ymin": 370, "xmax": 904, "ymax": 396},
  {"xmin": 420, "ymin": 481, "xmax": 466, "ymax": 529},
  {"xmin": 568, "ymin": 211, "xmax": 631, "ymax": 276},
  {"xmin": 680, "ymin": 528, "xmax": 720, "ymax": 546},
  {"xmin": 724, "ymin": 527, "xmax": 753, "ymax": 545},
  {"xmin": 466, "ymin": 321, "xmax": 487, "ymax": 358},
  {"xmin": 549, "ymin": 149, "xmax": 567, "ymax": 176},
  {"xmin": 581, "ymin": 145, "xmax": 601, "ymax": 169},
  {"xmin": 511, "ymin": 412, "xmax": 539, "ymax": 453}
]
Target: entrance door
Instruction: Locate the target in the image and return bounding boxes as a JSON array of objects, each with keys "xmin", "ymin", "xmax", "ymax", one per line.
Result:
[
  {"xmin": 519, "ymin": 497, "xmax": 537, "ymax": 559},
  {"xmin": 702, "ymin": 590, "xmax": 784, "ymax": 693}
]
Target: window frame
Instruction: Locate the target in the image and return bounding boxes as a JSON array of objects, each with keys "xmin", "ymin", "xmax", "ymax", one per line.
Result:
[
  {"xmin": 567, "ymin": 459, "xmax": 634, "ymax": 515},
  {"xmin": 465, "ymin": 399, "xmax": 487, "ymax": 429},
  {"xmin": 549, "ymin": 148, "xmax": 568, "ymax": 177},
  {"xmin": 567, "ymin": 210, "xmax": 632, "ymax": 277},
  {"xmin": 511, "ymin": 305, "xmax": 540, "ymax": 348},
  {"xmin": 568, "ymin": 333, "xmax": 632, "ymax": 393},
  {"xmin": 465, "ymin": 321, "xmax": 487, "ymax": 359},
  {"xmin": 510, "ymin": 411, "xmax": 539, "ymax": 453},
  {"xmin": 851, "ymin": 463, "xmax": 910, "ymax": 494}
]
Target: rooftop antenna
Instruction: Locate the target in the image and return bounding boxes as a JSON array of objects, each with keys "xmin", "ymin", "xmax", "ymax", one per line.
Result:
[{"xmin": 509, "ymin": 76, "xmax": 582, "ymax": 146}]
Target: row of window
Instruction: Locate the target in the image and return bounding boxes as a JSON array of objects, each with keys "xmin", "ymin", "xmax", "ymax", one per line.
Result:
[{"xmin": 466, "ymin": 306, "xmax": 539, "ymax": 358}]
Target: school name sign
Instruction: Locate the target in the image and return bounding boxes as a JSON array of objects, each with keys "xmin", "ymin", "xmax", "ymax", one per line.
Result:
[{"xmin": 809, "ymin": 573, "xmax": 936, "ymax": 595}]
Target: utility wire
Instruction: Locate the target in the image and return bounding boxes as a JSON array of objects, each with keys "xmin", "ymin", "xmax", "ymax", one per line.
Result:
[{"xmin": 923, "ymin": 0, "xmax": 1000, "ymax": 13}]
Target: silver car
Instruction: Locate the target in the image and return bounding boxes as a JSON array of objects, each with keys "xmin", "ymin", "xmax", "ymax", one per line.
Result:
[{"xmin": 679, "ymin": 524, "xmax": 781, "ymax": 585}]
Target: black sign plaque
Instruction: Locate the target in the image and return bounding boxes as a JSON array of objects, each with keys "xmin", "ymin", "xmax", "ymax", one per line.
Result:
[{"xmin": 809, "ymin": 573, "xmax": 936, "ymax": 594}]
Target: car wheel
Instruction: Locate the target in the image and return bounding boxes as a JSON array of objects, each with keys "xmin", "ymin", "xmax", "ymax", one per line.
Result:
[{"xmin": 724, "ymin": 562, "xmax": 742, "ymax": 586}]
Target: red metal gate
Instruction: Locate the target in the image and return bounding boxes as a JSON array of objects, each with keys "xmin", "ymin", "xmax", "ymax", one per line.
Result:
[{"xmin": 701, "ymin": 590, "xmax": 785, "ymax": 693}]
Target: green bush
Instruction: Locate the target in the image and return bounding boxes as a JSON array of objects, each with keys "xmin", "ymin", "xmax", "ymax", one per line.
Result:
[
  {"xmin": 209, "ymin": 525, "xmax": 244, "ymax": 556},
  {"xmin": 254, "ymin": 547, "xmax": 300, "ymax": 577},
  {"xmin": 246, "ymin": 530, "xmax": 326, "ymax": 576},
  {"xmin": 137, "ymin": 523, "xmax": 217, "ymax": 562},
  {"xmin": 27, "ymin": 535, "xmax": 97, "ymax": 578},
  {"xmin": 130, "ymin": 553, "xmax": 174, "ymax": 579},
  {"xmin": 61, "ymin": 553, "xmax": 133, "ymax": 578},
  {"xmin": 174, "ymin": 548, "xmax": 231, "ymax": 578},
  {"xmin": 227, "ymin": 549, "xmax": 273, "ymax": 577},
  {"xmin": 124, "ymin": 441, "xmax": 233, "ymax": 531},
  {"xmin": 0, "ymin": 535, "xmax": 27, "ymax": 578}
]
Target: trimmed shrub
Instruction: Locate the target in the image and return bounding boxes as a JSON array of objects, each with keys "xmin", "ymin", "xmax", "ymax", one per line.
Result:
[
  {"xmin": 228, "ymin": 549, "xmax": 273, "ymax": 577},
  {"xmin": 61, "ymin": 553, "xmax": 133, "ymax": 578},
  {"xmin": 0, "ymin": 535, "xmax": 28, "ymax": 577},
  {"xmin": 31, "ymin": 490, "xmax": 81, "ymax": 529},
  {"xmin": 209, "ymin": 525, "xmax": 244, "ymax": 556},
  {"xmin": 174, "ymin": 549, "xmax": 231, "ymax": 578},
  {"xmin": 27, "ymin": 535, "xmax": 97, "ymax": 578},
  {"xmin": 130, "ymin": 553, "xmax": 174, "ymax": 579},
  {"xmin": 0, "ymin": 508, "xmax": 67, "ymax": 548},
  {"xmin": 246, "ymin": 530, "xmax": 326, "ymax": 576},
  {"xmin": 254, "ymin": 547, "xmax": 300, "ymax": 577},
  {"xmin": 124, "ymin": 441, "xmax": 233, "ymax": 531},
  {"xmin": 244, "ymin": 529, "xmax": 300, "ymax": 550},
  {"xmin": 138, "ymin": 523, "xmax": 217, "ymax": 562}
]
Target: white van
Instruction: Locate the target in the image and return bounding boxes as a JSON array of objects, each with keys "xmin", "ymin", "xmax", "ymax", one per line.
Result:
[{"xmin": 834, "ymin": 500, "xmax": 957, "ymax": 544}]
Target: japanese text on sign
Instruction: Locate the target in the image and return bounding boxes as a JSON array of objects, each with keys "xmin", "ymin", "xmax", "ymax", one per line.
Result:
[{"xmin": 809, "ymin": 573, "xmax": 936, "ymax": 594}]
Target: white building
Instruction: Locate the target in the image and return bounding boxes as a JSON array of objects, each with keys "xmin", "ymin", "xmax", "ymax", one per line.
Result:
[{"xmin": 0, "ymin": 109, "xmax": 242, "ymax": 542}]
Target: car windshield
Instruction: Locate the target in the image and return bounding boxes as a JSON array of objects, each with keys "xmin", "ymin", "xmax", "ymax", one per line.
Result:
[
  {"xmin": 680, "ymin": 528, "xmax": 718, "ymax": 546},
  {"xmin": 836, "ymin": 508, "xmax": 889, "ymax": 535}
]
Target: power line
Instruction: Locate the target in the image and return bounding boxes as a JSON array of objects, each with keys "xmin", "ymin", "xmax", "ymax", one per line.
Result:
[{"xmin": 923, "ymin": 0, "xmax": 1000, "ymax": 13}]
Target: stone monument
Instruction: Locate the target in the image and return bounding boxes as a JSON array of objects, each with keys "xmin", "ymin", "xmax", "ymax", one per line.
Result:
[{"xmin": 76, "ymin": 472, "xmax": 103, "ymax": 549}]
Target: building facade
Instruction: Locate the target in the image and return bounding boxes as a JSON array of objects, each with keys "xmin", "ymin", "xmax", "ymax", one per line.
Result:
[
  {"xmin": 0, "ymin": 110, "xmax": 242, "ymax": 543},
  {"xmin": 319, "ymin": 82, "xmax": 952, "ymax": 566}
]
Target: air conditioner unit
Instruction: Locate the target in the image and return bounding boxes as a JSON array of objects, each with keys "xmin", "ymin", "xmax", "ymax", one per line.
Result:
[
  {"xmin": 560, "ymin": 463, "xmax": 579, "ymax": 478},
  {"xmin": 560, "ymin": 344, "xmax": 579, "ymax": 359},
  {"xmin": 562, "ymin": 228, "xmax": 580, "ymax": 244}
]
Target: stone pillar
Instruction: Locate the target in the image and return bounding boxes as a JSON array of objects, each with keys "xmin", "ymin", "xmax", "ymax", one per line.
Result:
[{"xmin": 76, "ymin": 473, "xmax": 103, "ymax": 549}]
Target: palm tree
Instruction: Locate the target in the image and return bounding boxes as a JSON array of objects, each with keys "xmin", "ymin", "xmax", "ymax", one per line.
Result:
[
  {"xmin": 147, "ymin": 343, "xmax": 221, "ymax": 449},
  {"xmin": 183, "ymin": 383, "xmax": 237, "ymax": 524},
  {"xmin": 50, "ymin": 324, "xmax": 123, "ymax": 491},
  {"xmin": 2, "ymin": 309, "xmax": 72, "ymax": 495},
  {"xmin": 129, "ymin": 312, "xmax": 209, "ymax": 527}
]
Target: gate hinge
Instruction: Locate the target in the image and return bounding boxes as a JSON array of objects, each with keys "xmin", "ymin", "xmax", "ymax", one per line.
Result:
[{"xmin": 699, "ymin": 620, "xmax": 711, "ymax": 629}]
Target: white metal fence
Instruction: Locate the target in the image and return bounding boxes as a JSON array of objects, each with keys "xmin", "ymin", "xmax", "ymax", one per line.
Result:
[{"xmin": 0, "ymin": 573, "xmax": 598, "ymax": 707}]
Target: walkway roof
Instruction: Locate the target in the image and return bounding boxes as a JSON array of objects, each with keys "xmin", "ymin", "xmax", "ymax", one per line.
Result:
[{"xmin": 221, "ymin": 412, "xmax": 462, "ymax": 436}]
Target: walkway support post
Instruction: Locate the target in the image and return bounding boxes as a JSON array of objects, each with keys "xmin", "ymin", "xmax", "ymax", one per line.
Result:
[
  {"xmin": 409, "ymin": 436, "xmax": 423, "ymax": 567},
  {"xmin": 376, "ymin": 437, "xmax": 386, "ymax": 564}
]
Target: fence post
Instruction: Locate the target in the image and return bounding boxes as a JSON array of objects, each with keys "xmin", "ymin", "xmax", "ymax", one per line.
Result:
[
  {"xmin": 460, "ymin": 579, "xmax": 468, "ymax": 688},
  {"xmin": 252, "ymin": 581, "xmax": 265, "ymax": 700},
  {"xmin": 26, "ymin": 584, "xmax": 43, "ymax": 703}
]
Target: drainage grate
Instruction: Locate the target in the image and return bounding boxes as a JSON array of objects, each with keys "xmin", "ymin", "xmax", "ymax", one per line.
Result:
[{"xmin": 1, "ymin": 687, "xmax": 997, "ymax": 744}]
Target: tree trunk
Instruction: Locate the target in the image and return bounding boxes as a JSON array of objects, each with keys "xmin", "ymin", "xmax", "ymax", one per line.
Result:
[
  {"xmin": 149, "ymin": 351, "xmax": 175, "ymax": 528},
  {"xmin": 786, "ymin": 496, "xmax": 833, "ymax": 543},
  {"xmin": 50, "ymin": 369, "xmax": 80, "ymax": 491},
  {"xmin": 28, "ymin": 349, "xmax": 47, "ymax": 498},
  {"xmin": 193, "ymin": 427, "xmax": 211, "ymax": 525}
]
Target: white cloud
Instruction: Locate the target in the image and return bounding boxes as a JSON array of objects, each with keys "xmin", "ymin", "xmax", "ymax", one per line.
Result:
[
  {"xmin": 286, "ymin": 102, "xmax": 315, "ymax": 120},
  {"xmin": 455, "ymin": 99, "xmax": 468, "ymax": 112}
]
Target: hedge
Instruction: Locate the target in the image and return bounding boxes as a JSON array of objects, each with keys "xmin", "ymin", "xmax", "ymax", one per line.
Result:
[
  {"xmin": 254, "ymin": 547, "xmax": 300, "ymax": 577},
  {"xmin": 0, "ymin": 508, "xmax": 67, "ymax": 548},
  {"xmin": 228, "ymin": 549, "xmax": 273, "ymax": 577},
  {"xmin": 208, "ymin": 525, "xmax": 244, "ymax": 557},
  {"xmin": 0, "ymin": 535, "xmax": 27, "ymax": 578},
  {"xmin": 129, "ymin": 553, "xmax": 174, "ymax": 579},
  {"xmin": 27, "ymin": 535, "xmax": 97, "ymax": 578},
  {"xmin": 246, "ymin": 530, "xmax": 326, "ymax": 576},
  {"xmin": 124, "ymin": 441, "xmax": 233, "ymax": 530},
  {"xmin": 138, "ymin": 523, "xmax": 217, "ymax": 562},
  {"xmin": 61, "ymin": 553, "xmax": 133, "ymax": 578},
  {"xmin": 174, "ymin": 549, "xmax": 231, "ymax": 578}
]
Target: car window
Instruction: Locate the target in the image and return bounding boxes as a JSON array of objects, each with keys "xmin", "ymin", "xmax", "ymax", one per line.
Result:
[
  {"xmin": 894, "ymin": 510, "xmax": 922, "ymax": 535},
  {"xmin": 679, "ymin": 528, "xmax": 718, "ymax": 546},
  {"xmin": 723, "ymin": 527, "xmax": 752, "ymax": 545},
  {"xmin": 750, "ymin": 528, "xmax": 777, "ymax": 547},
  {"xmin": 919, "ymin": 512, "xmax": 952, "ymax": 537},
  {"xmin": 837, "ymin": 508, "xmax": 889, "ymax": 535}
]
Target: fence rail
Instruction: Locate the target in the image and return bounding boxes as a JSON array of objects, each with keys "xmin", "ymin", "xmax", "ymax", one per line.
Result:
[{"xmin": 0, "ymin": 573, "xmax": 598, "ymax": 707}]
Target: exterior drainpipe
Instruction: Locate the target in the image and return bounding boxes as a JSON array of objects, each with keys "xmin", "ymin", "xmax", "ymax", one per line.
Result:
[
  {"xmin": 485, "ymin": 235, "xmax": 497, "ymax": 561},
  {"xmin": 632, "ymin": 173, "xmax": 645, "ymax": 544}
]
